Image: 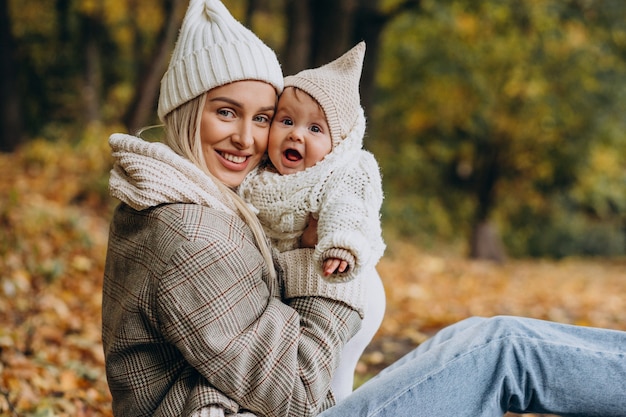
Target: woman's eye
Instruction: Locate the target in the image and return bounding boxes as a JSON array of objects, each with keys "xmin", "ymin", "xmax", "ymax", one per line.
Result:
[
  {"xmin": 218, "ymin": 109, "xmax": 235, "ymax": 118},
  {"xmin": 255, "ymin": 115, "xmax": 270, "ymax": 123}
]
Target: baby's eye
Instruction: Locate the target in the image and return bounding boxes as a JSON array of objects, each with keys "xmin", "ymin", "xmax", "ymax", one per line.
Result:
[
  {"xmin": 281, "ymin": 118, "xmax": 294, "ymax": 126},
  {"xmin": 310, "ymin": 125, "xmax": 322, "ymax": 133}
]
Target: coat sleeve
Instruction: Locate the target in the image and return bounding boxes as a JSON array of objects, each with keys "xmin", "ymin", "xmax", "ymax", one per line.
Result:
[{"xmin": 156, "ymin": 214, "xmax": 361, "ymax": 417}]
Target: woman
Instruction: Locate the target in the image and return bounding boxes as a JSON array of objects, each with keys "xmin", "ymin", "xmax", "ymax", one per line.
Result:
[
  {"xmin": 103, "ymin": 1, "xmax": 363, "ymax": 415},
  {"xmin": 102, "ymin": 1, "xmax": 626, "ymax": 416}
]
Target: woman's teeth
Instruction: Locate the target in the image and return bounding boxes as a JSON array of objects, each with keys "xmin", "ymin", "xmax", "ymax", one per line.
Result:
[{"xmin": 221, "ymin": 152, "xmax": 246, "ymax": 163}]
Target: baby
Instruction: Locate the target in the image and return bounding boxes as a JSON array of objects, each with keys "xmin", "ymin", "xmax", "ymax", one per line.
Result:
[{"xmin": 239, "ymin": 42, "xmax": 386, "ymax": 401}]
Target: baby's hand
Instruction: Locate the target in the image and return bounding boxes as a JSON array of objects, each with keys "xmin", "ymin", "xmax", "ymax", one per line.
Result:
[{"xmin": 323, "ymin": 258, "xmax": 349, "ymax": 277}]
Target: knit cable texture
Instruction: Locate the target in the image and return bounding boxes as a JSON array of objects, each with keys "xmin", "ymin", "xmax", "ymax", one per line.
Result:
[
  {"xmin": 157, "ymin": 0, "xmax": 283, "ymax": 120},
  {"xmin": 109, "ymin": 133, "xmax": 238, "ymax": 216}
]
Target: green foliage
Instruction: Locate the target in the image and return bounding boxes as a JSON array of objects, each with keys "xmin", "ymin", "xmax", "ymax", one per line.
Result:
[
  {"xmin": 507, "ymin": 210, "xmax": 625, "ymax": 259},
  {"xmin": 372, "ymin": 0, "xmax": 626, "ymax": 256},
  {"xmin": 8, "ymin": 0, "xmax": 172, "ymax": 133},
  {"xmin": 6, "ymin": 0, "xmax": 626, "ymax": 257}
]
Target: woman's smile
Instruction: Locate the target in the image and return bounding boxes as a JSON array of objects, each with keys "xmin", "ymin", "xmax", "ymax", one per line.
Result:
[{"xmin": 218, "ymin": 150, "xmax": 249, "ymax": 166}]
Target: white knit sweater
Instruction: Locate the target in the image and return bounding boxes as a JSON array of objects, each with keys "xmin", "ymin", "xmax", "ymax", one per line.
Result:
[{"xmin": 238, "ymin": 112, "xmax": 385, "ymax": 283}]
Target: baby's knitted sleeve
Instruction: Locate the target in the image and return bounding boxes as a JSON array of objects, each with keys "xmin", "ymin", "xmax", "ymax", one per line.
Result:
[{"xmin": 314, "ymin": 151, "xmax": 385, "ymax": 283}]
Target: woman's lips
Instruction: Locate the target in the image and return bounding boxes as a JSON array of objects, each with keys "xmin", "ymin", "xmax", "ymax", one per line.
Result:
[{"xmin": 218, "ymin": 151, "xmax": 250, "ymax": 171}]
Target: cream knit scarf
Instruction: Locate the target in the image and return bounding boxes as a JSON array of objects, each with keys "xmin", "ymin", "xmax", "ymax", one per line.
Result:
[{"xmin": 109, "ymin": 133, "xmax": 238, "ymax": 216}]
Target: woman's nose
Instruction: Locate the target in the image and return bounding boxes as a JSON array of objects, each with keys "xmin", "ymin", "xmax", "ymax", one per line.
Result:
[{"xmin": 232, "ymin": 122, "xmax": 254, "ymax": 148}]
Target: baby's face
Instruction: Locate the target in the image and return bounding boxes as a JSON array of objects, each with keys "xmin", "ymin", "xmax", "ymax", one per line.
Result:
[{"xmin": 268, "ymin": 87, "xmax": 332, "ymax": 175}]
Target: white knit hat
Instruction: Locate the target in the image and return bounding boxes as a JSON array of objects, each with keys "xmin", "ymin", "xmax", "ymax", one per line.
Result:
[
  {"xmin": 157, "ymin": 0, "xmax": 284, "ymax": 121},
  {"xmin": 283, "ymin": 42, "xmax": 365, "ymax": 148}
]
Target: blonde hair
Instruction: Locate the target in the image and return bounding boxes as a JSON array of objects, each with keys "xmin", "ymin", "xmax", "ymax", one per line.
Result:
[{"xmin": 163, "ymin": 94, "xmax": 277, "ymax": 280}]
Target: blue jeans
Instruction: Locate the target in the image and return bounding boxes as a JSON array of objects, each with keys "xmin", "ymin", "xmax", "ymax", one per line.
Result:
[{"xmin": 319, "ymin": 316, "xmax": 626, "ymax": 417}]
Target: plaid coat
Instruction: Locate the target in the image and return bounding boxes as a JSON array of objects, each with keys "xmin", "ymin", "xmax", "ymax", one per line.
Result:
[{"xmin": 102, "ymin": 135, "xmax": 363, "ymax": 417}]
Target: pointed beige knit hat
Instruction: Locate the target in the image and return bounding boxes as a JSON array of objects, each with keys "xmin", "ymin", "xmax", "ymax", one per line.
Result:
[
  {"xmin": 283, "ymin": 42, "xmax": 365, "ymax": 147},
  {"xmin": 157, "ymin": 0, "xmax": 284, "ymax": 121}
]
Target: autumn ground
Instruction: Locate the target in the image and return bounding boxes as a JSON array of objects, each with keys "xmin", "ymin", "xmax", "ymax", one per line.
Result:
[{"xmin": 1, "ymin": 139, "xmax": 624, "ymax": 416}]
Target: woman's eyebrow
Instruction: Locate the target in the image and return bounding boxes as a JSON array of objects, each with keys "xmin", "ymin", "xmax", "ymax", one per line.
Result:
[
  {"xmin": 210, "ymin": 97, "xmax": 243, "ymax": 108},
  {"xmin": 209, "ymin": 97, "xmax": 275, "ymax": 113}
]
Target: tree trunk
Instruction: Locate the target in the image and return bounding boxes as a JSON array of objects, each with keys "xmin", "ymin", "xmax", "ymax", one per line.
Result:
[
  {"xmin": 283, "ymin": 0, "xmax": 357, "ymax": 74},
  {"xmin": 310, "ymin": 0, "xmax": 355, "ymax": 67},
  {"xmin": 82, "ymin": 14, "xmax": 102, "ymax": 125},
  {"xmin": 469, "ymin": 221, "xmax": 507, "ymax": 263},
  {"xmin": 123, "ymin": 0, "xmax": 184, "ymax": 134},
  {"xmin": 468, "ymin": 146, "xmax": 507, "ymax": 262},
  {"xmin": 282, "ymin": 0, "xmax": 382, "ymax": 116},
  {"xmin": 282, "ymin": 0, "xmax": 312, "ymax": 75},
  {"xmin": 352, "ymin": 0, "xmax": 385, "ymax": 118},
  {"xmin": 0, "ymin": 0, "xmax": 23, "ymax": 152}
]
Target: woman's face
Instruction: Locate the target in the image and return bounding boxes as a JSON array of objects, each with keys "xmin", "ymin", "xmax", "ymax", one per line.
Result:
[{"xmin": 200, "ymin": 80, "xmax": 276, "ymax": 187}]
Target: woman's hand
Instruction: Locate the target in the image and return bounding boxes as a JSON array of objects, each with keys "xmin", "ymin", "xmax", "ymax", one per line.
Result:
[{"xmin": 299, "ymin": 215, "xmax": 318, "ymax": 248}]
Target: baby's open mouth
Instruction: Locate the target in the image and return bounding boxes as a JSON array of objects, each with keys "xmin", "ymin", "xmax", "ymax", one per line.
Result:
[{"xmin": 284, "ymin": 149, "xmax": 302, "ymax": 162}]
